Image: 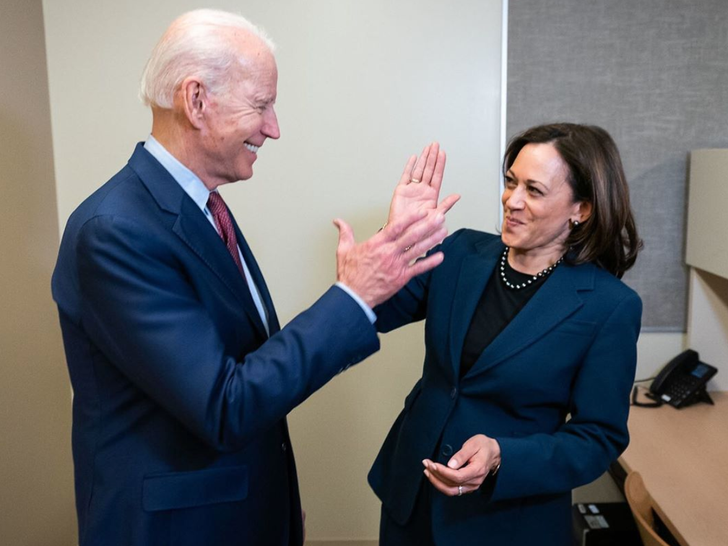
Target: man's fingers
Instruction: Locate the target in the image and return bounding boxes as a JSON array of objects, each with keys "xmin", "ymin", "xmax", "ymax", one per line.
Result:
[
  {"xmin": 395, "ymin": 212, "xmax": 445, "ymax": 250},
  {"xmin": 406, "ymin": 251, "xmax": 445, "ymax": 278},
  {"xmin": 383, "ymin": 208, "xmax": 429, "ymax": 240},
  {"xmin": 333, "ymin": 218, "xmax": 355, "ymax": 252},
  {"xmin": 410, "ymin": 219, "xmax": 448, "ymax": 251},
  {"xmin": 404, "ymin": 223, "xmax": 448, "ymax": 258}
]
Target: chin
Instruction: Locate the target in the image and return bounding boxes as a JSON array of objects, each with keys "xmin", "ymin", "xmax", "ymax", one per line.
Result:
[
  {"xmin": 236, "ymin": 168, "xmax": 254, "ymax": 181},
  {"xmin": 500, "ymin": 232, "xmax": 517, "ymax": 248}
]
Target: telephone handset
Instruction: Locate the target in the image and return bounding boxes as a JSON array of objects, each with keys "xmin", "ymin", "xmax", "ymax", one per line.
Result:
[{"xmin": 643, "ymin": 349, "xmax": 717, "ymax": 408}]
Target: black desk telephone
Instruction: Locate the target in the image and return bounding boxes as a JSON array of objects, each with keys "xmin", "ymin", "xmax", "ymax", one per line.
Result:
[{"xmin": 637, "ymin": 349, "xmax": 718, "ymax": 408}]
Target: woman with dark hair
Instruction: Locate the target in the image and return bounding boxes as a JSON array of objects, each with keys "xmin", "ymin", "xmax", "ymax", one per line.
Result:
[{"xmin": 370, "ymin": 123, "xmax": 643, "ymax": 545}]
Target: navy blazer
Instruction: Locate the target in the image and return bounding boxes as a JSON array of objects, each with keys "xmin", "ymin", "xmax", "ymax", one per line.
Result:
[
  {"xmin": 52, "ymin": 144, "xmax": 380, "ymax": 546},
  {"xmin": 369, "ymin": 229, "xmax": 641, "ymax": 546}
]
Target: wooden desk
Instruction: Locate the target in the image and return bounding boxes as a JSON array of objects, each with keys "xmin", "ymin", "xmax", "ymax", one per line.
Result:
[{"xmin": 619, "ymin": 391, "xmax": 728, "ymax": 546}]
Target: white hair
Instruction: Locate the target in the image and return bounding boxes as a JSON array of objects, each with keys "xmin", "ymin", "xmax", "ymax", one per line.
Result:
[{"xmin": 139, "ymin": 9, "xmax": 275, "ymax": 109}]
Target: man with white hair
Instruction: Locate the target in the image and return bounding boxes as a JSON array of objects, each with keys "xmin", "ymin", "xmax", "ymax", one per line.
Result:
[{"xmin": 52, "ymin": 9, "xmax": 454, "ymax": 546}]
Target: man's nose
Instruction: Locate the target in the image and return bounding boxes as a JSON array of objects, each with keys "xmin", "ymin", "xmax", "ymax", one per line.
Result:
[{"xmin": 263, "ymin": 107, "xmax": 280, "ymax": 140}]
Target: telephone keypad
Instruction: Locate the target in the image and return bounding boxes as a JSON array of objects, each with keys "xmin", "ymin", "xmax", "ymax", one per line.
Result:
[{"xmin": 665, "ymin": 375, "xmax": 704, "ymax": 406}]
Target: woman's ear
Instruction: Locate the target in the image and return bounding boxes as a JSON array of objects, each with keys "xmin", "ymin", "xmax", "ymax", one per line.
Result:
[
  {"xmin": 179, "ymin": 77, "xmax": 207, "ymax": 130},
  {"xmin": 577, "ymin": 200, "xmax": 593, "ymax": 223}
]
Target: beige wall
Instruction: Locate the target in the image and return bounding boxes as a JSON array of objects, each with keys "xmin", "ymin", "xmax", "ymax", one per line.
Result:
[{"xmin": 0, "ymin": 0, "xmax": 76, "ymax": 544}]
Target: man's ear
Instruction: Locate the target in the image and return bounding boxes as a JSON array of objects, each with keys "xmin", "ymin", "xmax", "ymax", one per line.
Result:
[{"xmin": 179, "ymin": 77, "xmax": 207, "ymax": 129}]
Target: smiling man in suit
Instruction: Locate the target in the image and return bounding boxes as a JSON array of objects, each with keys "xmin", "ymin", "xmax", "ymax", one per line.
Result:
[{"xmin": 51, "ymin": 9, "xmax": 451, "ymax": 546}]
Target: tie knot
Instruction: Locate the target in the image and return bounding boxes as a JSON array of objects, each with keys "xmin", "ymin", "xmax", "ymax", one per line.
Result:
[{"xmin": 207, "ymin": 191, "xmax": 227, "ymax": 215}]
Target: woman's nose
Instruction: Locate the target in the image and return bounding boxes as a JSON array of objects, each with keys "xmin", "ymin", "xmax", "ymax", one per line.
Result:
[{"xmin": 504, "ymin": 185, "xmax": 525, "ymax": 209}]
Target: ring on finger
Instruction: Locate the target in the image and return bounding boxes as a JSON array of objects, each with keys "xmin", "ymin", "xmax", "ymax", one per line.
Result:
[
  {"xmin": 410, "ymin": 178, "xmax": 421, "ymax": 184},
  {"xmin": 458, "ymin": 486, "xmax": 463, "ymax": 496}
]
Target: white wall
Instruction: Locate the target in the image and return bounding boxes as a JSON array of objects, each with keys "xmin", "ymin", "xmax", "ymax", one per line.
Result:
[
  {"xmin": 636, "ymin": 332, "xmax": 686, "ymax": 381},
  {"xmin": 43, "ymin": 0, "xmax": 504, "ymax": 540},
  {"xmin": 686, "ymin": 270, "xmax": 728, "ymax": 391}
]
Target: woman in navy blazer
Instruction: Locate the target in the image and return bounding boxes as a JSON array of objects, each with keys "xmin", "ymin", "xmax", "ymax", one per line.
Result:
[{"xmin": 369, "ymin": 123, "xmax": 642, "ymax": 545}]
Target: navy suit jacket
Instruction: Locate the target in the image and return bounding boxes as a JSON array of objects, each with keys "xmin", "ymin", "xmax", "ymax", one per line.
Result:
[
  {"xmin": 368, "ymin": 229, "xmax": 641, "ymax": 546},
  {"xmin": 52, "ymin": 144, "xmax": 380, "ymax": 546}
]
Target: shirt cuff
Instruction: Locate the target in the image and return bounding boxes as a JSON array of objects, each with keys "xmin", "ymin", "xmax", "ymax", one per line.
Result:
[{"xmin": 334, "ymin": 282, "xmax": 376, "ymax": 324}]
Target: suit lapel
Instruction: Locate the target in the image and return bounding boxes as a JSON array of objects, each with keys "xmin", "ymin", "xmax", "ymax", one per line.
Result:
[
  {"xmin": 173, "ymin": 200, "xmax": 269, "ymax": 340},
  {"xmin": 128, "ymin": 144, "xmax": 269, "ymax": 340},
  {"xmin": 231, "ymin": 219, "xmax": 280, "ymax": 335},
  {"xmin": 447, "ymin": 239, "xmax": 501, "ymax": 378},
  {"xmin": 466, "ymin": 263, "xmax": 586, "ymax": 378}
]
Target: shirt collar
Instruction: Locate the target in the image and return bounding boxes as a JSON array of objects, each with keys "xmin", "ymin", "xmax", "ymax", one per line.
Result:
[{"xmin": 144, "ymin": 135, "xmax": 211, "ymax": 212}]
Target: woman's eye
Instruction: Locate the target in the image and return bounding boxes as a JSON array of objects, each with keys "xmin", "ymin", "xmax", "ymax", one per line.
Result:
[{"xmin": 527, "ymin": 186, "xmax": 543, "ymax": 195}]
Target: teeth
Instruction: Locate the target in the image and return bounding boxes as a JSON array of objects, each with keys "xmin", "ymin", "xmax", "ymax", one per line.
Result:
[{"xmin": 244, "ymin": 142, "xmax": 259, "ymax": 153}]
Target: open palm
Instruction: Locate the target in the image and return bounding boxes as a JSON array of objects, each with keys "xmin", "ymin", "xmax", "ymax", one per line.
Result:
[{"xmin": 388, "ymin": 142, "xmax": 459, "ymax": 226}]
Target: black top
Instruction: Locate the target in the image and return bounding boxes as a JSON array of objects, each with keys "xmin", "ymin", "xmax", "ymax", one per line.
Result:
[{"xmin": 460, "ymin": 257, "xmax": 550, "ymax": 377}]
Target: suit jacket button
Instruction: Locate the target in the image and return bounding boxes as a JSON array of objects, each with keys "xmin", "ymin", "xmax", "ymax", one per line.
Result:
[
  {"xmin": 450, "ymin": 387, "xmax": 458, "ymax": 399},
  {"xmin": 281, "ymin": 442, "xmax": 287, "ymax": 452},
  {"xmin": 441, "ymin": 444, "xmax": 453, "ymax": 457}
]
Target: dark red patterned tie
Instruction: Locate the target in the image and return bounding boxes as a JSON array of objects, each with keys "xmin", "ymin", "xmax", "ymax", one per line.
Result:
[{"xmin": 207, "ymin": 191, "xmax": 245, "ymax": 277}]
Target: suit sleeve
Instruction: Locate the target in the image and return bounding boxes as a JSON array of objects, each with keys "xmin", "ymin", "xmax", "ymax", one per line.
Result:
[
  {"xmin": 76, "ymin": 214, "xmax": 380, "ymax": 451},
  {"xmin": 489, "ymin": 290, "xmax": 642, "ymax": 501}
]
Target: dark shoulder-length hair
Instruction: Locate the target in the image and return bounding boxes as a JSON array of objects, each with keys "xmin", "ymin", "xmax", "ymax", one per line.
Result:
[{"xmin": 503, "ymin": 123, "xmax": 642, "ymax": 278}]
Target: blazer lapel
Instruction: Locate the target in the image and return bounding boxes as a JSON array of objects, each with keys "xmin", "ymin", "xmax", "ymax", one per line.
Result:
[
  {"xmin": 447, "ymin": 239, "xmax": 502, "ymax": 378},
  {"xmin": 466, "ymin": 264, "xmax": 585, "ymax": 378}
]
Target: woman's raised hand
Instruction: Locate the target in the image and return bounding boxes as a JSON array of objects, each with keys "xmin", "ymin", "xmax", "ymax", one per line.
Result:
[{"xmin": 387, "ymin": 142, "xmax": 460, "ymax": 229}]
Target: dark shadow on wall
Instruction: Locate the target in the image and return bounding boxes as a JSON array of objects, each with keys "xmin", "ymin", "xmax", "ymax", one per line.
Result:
[{"xmin": 0, "ymin": 1, "xmax": 77, "ymax": 543}]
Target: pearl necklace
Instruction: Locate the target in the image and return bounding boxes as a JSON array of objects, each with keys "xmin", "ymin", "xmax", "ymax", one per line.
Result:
[{"xmin": 499, "ymin": 247, "xmax": 564, "ymax": 290}]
